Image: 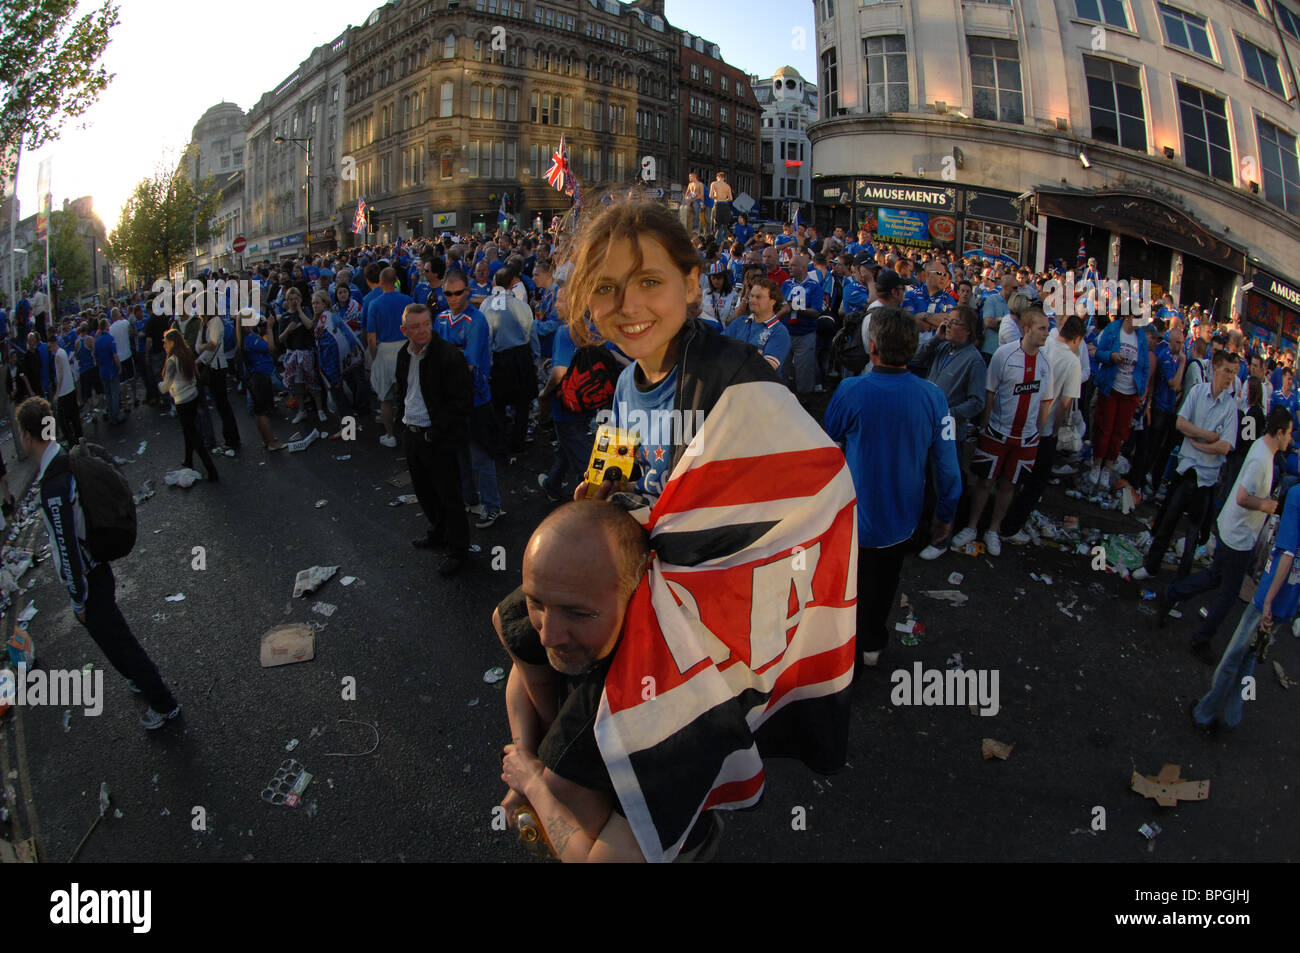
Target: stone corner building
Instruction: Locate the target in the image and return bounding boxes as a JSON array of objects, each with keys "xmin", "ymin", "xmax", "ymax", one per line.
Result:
[
  {"xmin": 339, "ymin": 0, "xmax": 759, "ymax": 241},
  {"xmin": 811, "ymin": 0, "xmax": 1300, "ymax": 343}
]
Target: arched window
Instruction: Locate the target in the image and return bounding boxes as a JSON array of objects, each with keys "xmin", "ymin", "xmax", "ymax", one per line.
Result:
[
  {"xmin": 443, "ymin": 33, "xmax": 455, "ymax": 58},
  {"xmin": 470, "ymin": 83, "xmax": 481, "ymax": 119},
  {"xmin": 440, "ymin": 80, "xmax": 454, "ymax": 118}
]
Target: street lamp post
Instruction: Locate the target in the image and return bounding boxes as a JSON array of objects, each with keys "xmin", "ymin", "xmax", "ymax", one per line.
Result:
[{"xmin": 275, "ymin": 135, "xmax": 312, "ymax": 255}]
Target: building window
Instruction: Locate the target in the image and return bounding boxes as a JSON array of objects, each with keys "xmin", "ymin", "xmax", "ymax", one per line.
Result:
[
  {"xmin": 1177, "ymin": 83, "xmax": 1232, "ymax": 182},
  {"xmin": 381, "ymin": 154, "xmax": 391, "ymax": 193},
  {"xmin": 821, "ymin": 0, "xmax": 834, "ymax": 18},
  {"xmin": 690, "ymin": 63, "xmax": 699, "ymax": 81},
  {"xmin": 562, "ymin": 95, "xmax": 571, "ymax": 127},
  {"xmin": 470, "ymin": 83, "xmax": 482, "ymax": 118},
  {"xmin": 443, "ymin": 33, "xmax": 455, "ymax": 58},
  {"xmin": 720, "ymin": 135, "xmax": 729, "ymax": 159},
  {"xmin": 1084, "ymin": 54, "xmax": 1146, "ymax": 150},
  {"xmin": 441, "ymin": 150, "xmax": 453, "ymax": 179},
  {"xmin": 703, "ymin": 68, "xmax": 712, "ymax": 85},
  {"xmin": 1238, "ymin": 38, "xmax": 1286, "ymax": 97},
  {"xmin": 864, "ymin": 36, "xmax": 908, "ymax": 113},
  {"xmin": 468, "ymin": 140, "xmax": 479, "ymax": 177},
  {"xmin": 1278, "ymin": 1, "xmax": 1300, "ymax": 39},
  {"xmin": 1259, "ymin": 118, "xmax": 1300, "ymax": 214},
  {"xmin": 441, "ymin": 80, "xmax": 454, "ymax": 117},
  {"xmin": 495, "ymin": 85, "xmax": 506, "ymax": 119},
  {"xmin": 1074, "ymin": 0, "xmax": 1129, "ymax": 26},
  {"xmin": 1158, "ymin": 4, "xmax": 1214, "ymax": 59},
  {"xmin": 509, "ymin": 88, "xmax": 519, "ymax": 121},
  {"xmin": 722, "ymin": 75, "xmax": 730, "ymax": 93},
  {"xmin": 821, "ymin": 47, "xmax": 839, "ymax": 115},
  {"xmin": 720, "ymin": 106, "xmax": 728, "ymax": 125},
  {"xmin": 969, "ymin": 37, "xmax": 1023, "ymax": 124}
]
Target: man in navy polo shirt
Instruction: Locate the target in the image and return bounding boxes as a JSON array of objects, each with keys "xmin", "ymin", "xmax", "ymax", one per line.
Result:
[
  {"xmin": 778, "ymin": 253, "xmax": 825, "ymax": 396},
  {"xmin": 367, "ymin": 267, "xmax": 414, "ymax": 449},
  {"xmin": 825, "ymin": 307, "xmax": 960, "ymax": 668},
  {"xmin": 724, "ymin": 278, "xmax": 790, "ymax": 372},
  {"xmin": 93, "ymin": 317, "xmax": 124, "ymax": 425},
  {"xmin": 436, "ymin": 270, "xmax": 504, "ymax": 529},
  {"xmin": 903, "ymin": 259, "xmax": 957, "ymax": 346}
]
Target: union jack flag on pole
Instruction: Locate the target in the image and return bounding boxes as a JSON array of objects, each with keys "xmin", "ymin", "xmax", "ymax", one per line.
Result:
[
  {"xmin": 352, "ymin": 198, "xmax": 368, "ymax": 235},
  {"xmin": 545, "ymin": 136, "xmax": 571, "ymax": 193}
]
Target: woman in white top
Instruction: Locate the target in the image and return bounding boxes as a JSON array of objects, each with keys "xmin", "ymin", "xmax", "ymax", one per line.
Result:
[
  {"xmin": 699, "ymin": 262, "xmax": 739, "ymax": 329},
  {"xmin": 161, "ymin": 329, "xmax": 219, "ymax": 482}
]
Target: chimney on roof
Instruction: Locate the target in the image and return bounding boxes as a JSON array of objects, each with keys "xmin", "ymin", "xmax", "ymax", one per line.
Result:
[{"xmin": 638, "ymin": 0, "xmax": 666, "ymax": 16}]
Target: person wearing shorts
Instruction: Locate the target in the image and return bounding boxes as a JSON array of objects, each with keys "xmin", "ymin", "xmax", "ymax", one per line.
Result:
[{"xmin": 950, "ymin": 307, "xmax": 1053, "ymax": 557}]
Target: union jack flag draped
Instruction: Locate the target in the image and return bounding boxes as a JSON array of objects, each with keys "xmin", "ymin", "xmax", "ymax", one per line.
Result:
[
  {"xmin": 593, "ymin": 337, "xmax": 857, "ymax": 862},
  {"xmin": 352, "ymin": 198, "xmax": 368, "ymax": 235}
]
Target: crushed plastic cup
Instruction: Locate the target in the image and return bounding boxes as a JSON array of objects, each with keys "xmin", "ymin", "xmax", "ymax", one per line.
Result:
[
  {"xmin": 947, "ymin": 572, "xmax": 964, "ymax": 586},
  {"xmin": 99, "ymin": 782, "xmax": 110, "ymax": 817},
  {"xmin": 285, "ymin": 738, "xmax": 299, "ymax": 752},
  {"xmin": 1138, "ymin": 822, "xmax": 1162, "ymax": 840},
  {"xmin": 483, "ymin": 666, "xmax": 506, "ymax": 684}
]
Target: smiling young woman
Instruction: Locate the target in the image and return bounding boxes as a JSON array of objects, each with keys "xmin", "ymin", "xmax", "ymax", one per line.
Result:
[{"xmin": 486, "ymin": 198, "xmax": 857, "ymax": 862}]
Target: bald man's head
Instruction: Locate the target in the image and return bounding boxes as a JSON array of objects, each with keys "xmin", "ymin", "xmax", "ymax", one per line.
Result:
[{"xmin": 522, "ymin": 501, "xmax": 650, "ymax": 675}]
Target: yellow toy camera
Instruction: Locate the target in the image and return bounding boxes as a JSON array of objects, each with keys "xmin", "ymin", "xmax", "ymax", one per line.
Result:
[{"xmin": 584, "ymin": 425, "xmax": 641, "ymax": 498}]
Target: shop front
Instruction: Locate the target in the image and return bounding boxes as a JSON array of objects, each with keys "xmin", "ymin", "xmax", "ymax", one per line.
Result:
[
  {"xmin": 1034, "ymin": 189, "xmax": 1245, "ymax": 321},
  {"xmin": 812, "ymin": 176, "xmax": 1025, "ymax": 263},
  {"xmin": 1243, "ymin": 268, "xmax": 1300, "ymax": 349}
]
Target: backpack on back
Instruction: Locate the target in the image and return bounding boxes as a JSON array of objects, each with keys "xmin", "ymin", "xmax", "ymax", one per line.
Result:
[
  {"xmin": 47, "ymin": 441, "xmax": 137, "ymax": 563},
  {"xmin": 831, "ymin": 311, "xmax": 869, "ymax": 376},
  {"xmin": 558, "ymin": 345, "xmax": 620, "ymax": 413}
]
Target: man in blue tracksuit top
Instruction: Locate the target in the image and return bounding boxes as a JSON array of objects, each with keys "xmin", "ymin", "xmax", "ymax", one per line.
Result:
[
  {"xmin": 824, "ymin": 306, "xmax": 961, "ymax": 669},
  {"xmin": 21, "ymin": 397, "xmax": 180, "ymax": 729},
  {"xmin": 779, "ymin": 253, "xmax": 825, "ymax": 396}
]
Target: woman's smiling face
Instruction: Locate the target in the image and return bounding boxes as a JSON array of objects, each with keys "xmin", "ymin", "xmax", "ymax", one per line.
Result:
[{"xmin": 589, "ymin": 236, "xmax": 698, "ymax": 373}]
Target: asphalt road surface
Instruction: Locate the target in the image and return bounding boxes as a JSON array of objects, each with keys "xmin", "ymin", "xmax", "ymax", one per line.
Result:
[{"xmin": 1, "ymin": 395, "xmax": 1296, "ymax": 863}]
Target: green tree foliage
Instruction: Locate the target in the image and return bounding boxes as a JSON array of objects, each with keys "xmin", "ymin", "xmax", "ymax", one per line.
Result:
[
  {"xmin": 106, "ymin": 162, "xmax": 219, "ymax": 282},
  {"xmin": 0, "ymin": 0, "xmax": 120, "ymax": 179}
]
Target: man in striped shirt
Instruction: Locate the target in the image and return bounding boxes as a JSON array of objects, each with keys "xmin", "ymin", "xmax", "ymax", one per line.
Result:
[{"xmin": 950, "ymin": 307, "xmax": 1053, "ymax": 557}]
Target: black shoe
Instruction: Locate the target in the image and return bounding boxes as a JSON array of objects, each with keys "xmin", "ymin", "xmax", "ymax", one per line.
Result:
[
  {"xmin": 1190, "ymin": 640, "xmax": 1218, "ymax": 666},
  {"xmin": 438, "ymin": 553, "xmax": 466, "ymax": 576},
  {"xmin": 1, "ymin": 496, "xmax": 13, "ymax": 518},
  {"xmin": 412, "ymin": 534, "xmax": 446, "ymax": 550},
  {"xmin": 1155, "ymin": 587, "xmax": 1173, "ymax": 628}
]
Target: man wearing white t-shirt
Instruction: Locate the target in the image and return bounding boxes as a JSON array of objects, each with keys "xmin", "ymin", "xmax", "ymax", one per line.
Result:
[
  {"xmin": 1003, "ymin": 316, "xmax": 1084, "ymax": 544},
  {"xmin": 52, "ymin": 342, "xmax": 81, "ymax": 444},
  {"xmin": 950, "ymin": 307, "xmax": 1054, "ymax": 557},
  {"xmin": 1156, "ymin": 407, "xmax": 1291, "ymax": 665},
  {"xmin": 108, "ymin": 309, "xmax": 136, "ymax": 413}
]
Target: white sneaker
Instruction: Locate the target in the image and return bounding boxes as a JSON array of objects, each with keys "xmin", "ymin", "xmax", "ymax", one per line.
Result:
[
  {"xmin": 950, "ymin": 527, "xmax": 977, "ymax": 551},
  {"xmin": 379, "ymin": 434, "xmax": 397, "ymax": 448},
  {"xmin": 292, "ymin": 410, "xmax": 307, "ymax": 424},
  {"xmin": 1131, "ymin": 567, "xmax": 1151, "ymax": 581},
  {"xmin": 1051, "ymin": 464, "xmax": 1077, "ymax": 476},
  {"xmin": 1006, "ymin": 529, "xmax": 1034, "ymax": 546},
  {"xmin": 919, "ymin": 544, "xmax": 946, "ymax": 561},
  {"xmin": 983, "ymin": 531, "xmax": 1002, "ymax": 557}
]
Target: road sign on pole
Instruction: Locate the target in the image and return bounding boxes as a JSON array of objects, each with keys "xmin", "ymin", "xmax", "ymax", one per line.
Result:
[{"xmin": 232, "ymin": 235, "xmax": 247, "ymax": 254}]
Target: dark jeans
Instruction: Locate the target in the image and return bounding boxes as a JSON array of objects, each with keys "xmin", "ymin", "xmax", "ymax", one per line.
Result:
[
  {"xmin": 57, "ymin": 390, "xmax": 82, "ymax": 444},
  {"xmin": 1002, "ymin": 433, "xmax": 1057, "ymax": 537},
  {"xmin": 81, "ymin": 563, "xmax": 177, "ymax": 714},
  {"xmin": 1135, "ymin": 408, "xmax": 1177, "ymax": 492},
  {"xmin": 1165, "ymin": 534, "xmax": 1255, "ymax": 647},
  {"xmin": 177, "ymin": 396, "xmax": 218, "ymax": 479},
  {"xmin": 1143, "ymin": 468, "xmax": 1215, "ymax": 579},
  {"xmin": 490, "ymin": 344, "xmax": 536, "ymax": 454},
  {"xmin": 193, "ymin": 375, "xmax": 216, "ymax": 449},
  {"xmin": 547, "ymin": 415, "xmax": 594, "ymax": 496},
  {"xmin": 857, "ymin": 541, "xmax": 909, "ymax": 654},
  {"xmin": 404, "ymin": 427, "xmax": 469, "ymax": 556},
  {"xmin": 207, "ymin": 366, "xmax": 241, "ymax": 449}
]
